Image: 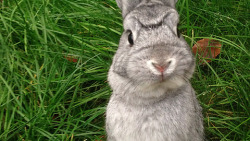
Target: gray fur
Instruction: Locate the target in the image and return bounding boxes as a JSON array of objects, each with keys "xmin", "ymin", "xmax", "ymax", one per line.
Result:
[
  {"xmin": 106, "ymin": 0, "xmax": 204, "ymax": 140},
  {"xmin": 116, "ymin": 0, "xmax": 178, "ymax": 17}
]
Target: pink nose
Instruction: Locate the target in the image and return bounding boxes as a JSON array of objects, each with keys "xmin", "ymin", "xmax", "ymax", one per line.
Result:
[{"xmin": 152, "ymin": 63, "xmax": 167, "ymax": 73}]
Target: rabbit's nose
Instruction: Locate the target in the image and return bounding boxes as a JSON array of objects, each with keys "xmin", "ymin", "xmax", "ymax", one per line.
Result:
[
  {"xmin": 147, "ymin": 59, "xmax": 173, "ymax": 75},
  {"xmin": 152, "ymin": 63, "xmax": 168, "ymax": 73}
]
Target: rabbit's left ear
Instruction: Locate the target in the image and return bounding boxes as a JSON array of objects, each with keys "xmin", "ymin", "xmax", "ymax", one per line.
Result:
[{"xmin": 116, "ymin": 0, "xmax": 142, "ymax": 18}]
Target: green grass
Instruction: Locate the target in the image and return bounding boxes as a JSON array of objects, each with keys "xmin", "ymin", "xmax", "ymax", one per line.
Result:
[{"xmin": 0, "ymin": 0, "xmax": 249, "ymax": 140}]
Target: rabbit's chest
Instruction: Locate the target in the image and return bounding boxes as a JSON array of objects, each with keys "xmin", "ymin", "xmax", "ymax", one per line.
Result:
[{"xmin": 106, "ymin": 98, "xmax": 191, "ymax": 141}]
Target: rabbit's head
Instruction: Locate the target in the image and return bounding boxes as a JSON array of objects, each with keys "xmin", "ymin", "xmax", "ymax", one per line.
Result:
[
  {"xmin": 109, "ymin": 0, "xmax": 195, "ymax": 96},
  {"xmin": 116, "ymin": 0, "xmax": 178, "ymax": 17}
]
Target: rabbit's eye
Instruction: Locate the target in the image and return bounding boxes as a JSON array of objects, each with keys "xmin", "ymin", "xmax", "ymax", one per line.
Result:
[
  {"xmin": 177, "ymin": 29, "xmax": 181, "ymax": 38},
  {"xmin": 128, "ymin": 30, "xmax": 134, "ymax": 46}
]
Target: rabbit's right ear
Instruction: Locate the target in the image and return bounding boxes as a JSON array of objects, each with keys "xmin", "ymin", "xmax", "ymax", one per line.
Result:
[
  {"xmin": 116, "ymin": 0, "xmax": 141, "ymax": 18},
  {"xmin": 163, "ymin": 10, "xmax": 179, "ymax": 36}
]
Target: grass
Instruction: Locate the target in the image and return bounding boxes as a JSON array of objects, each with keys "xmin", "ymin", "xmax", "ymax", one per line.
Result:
[{"xmin": 0, "ymin": 0, "xmax": 249, "ymax": 140}]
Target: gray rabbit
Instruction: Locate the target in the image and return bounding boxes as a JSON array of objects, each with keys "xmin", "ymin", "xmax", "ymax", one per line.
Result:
[{"xmin": 106, "ymin": 0, "xmax": 204, "ymax": 141}]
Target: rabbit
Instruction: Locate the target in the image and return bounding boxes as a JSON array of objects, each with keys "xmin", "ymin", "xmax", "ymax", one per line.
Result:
[{"xmin": 106, "ymin": 0, "xmax": 204, "ymax": 141}]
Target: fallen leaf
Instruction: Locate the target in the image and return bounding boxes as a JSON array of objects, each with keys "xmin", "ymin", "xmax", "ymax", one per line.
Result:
[
  {"xmin": 192, "ymin": 38, "xmax": 221, "ymax": 64},
  {"xmin": 52, "ymin": 114, "xmax": 59, "ymax": 120},
  {"xmin": 64, "ymin": 56, "xmax": 78, "ymax": 63},
  {"xmin": 94, "ymin": 135, "xmax": 105, "ymax": 141}
]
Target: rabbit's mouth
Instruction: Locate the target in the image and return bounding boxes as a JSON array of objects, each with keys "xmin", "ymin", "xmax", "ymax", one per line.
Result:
[{"xmin": 134, "ymin": 75, "xmax": 186, "ymax": 98}]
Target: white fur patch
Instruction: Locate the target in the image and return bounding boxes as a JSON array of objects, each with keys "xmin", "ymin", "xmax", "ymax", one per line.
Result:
[
  {"xmin": 147, "ymin": 60, "xmax": 162, "ymax": 75},
  {"xmin": 166, "ymin": 58, "xmax": 176, "ymax": 74}
]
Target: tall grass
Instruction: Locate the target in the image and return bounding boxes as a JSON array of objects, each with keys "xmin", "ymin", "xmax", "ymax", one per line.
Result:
[{"xmin": 0, "ymin": 0, "xmax": 249, "ymax": 140}]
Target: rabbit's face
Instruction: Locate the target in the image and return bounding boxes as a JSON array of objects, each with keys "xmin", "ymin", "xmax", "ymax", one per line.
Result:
[{"xmin": 111, "ymin": 4, "xmax": 195, "ymax": 90}]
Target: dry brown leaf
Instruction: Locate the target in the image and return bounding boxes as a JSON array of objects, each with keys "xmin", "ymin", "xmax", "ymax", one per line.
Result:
[
  {"xmin": 64, "ymin": 56, "xmax": 78, "ymax": 63},
  {"xmin": 192, "ymin": 38, "xmax": 221, "ymax": 64}
]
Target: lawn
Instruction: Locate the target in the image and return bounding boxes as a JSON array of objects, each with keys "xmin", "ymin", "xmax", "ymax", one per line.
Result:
[{"xmin": 0, "ymin": 0, "xmax": 249, "ymax": 140}]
